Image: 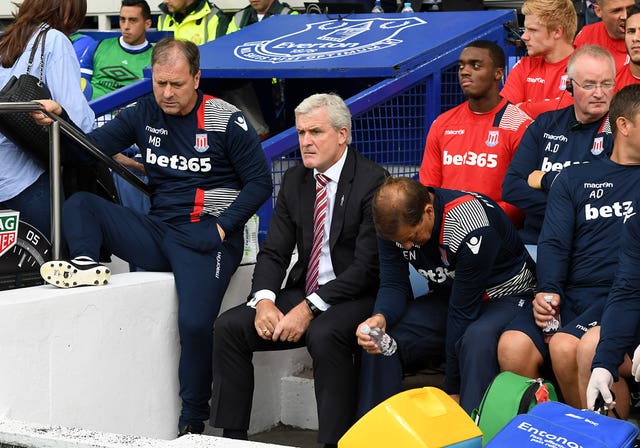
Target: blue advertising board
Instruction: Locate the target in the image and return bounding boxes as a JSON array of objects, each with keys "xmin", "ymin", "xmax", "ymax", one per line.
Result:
[{"xmin": 194, "ymin": 10, "xmax": 516, "ymax": 79}]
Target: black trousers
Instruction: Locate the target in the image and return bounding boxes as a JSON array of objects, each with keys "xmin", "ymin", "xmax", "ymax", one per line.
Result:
[{"xmin": 210, "ymin": 287, "xmax": 374, "ymax": 444}]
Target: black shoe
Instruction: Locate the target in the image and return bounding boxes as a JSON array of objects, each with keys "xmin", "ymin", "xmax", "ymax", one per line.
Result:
[
  {"xmin": 40, "ymin": 258, "xmax": 110, "ymax": 288},
  {"xmin": 223, "ymin": 428, "xmax": 248, "ymax": 440},
  {"xmin": 178, "ymin": 422, "xmax": 204, "ymax": 437}
]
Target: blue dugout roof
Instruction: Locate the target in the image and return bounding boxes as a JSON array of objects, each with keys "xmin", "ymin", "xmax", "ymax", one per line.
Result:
[{"xmin": 142, "ymin": 10, "xmax": 515, "ymax": 79}]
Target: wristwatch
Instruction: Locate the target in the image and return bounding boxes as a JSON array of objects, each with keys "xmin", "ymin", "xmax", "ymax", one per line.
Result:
[{"xmin": 305, "ymin": 298, "xmax": 322, "ymax": 317}]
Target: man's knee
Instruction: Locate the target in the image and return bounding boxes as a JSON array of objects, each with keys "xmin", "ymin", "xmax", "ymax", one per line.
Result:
[
  {"xmin": 212, "ymin": 305, "xmax": 253, "ymax": 343},
  {"xmin": 62, "ymin": 191, "xmax": 92, "ymax": 215},
  {"xmin": 498, "ymin": 330, "xmax": 541, "ymax": 372},
  {"xmin": 458, "ymin": 319, "xmax": 501, "ymax": 361},
  {"xmin": 306, "ymin": 320, "xmax": 352, "ymax": 361},
  {"xmin": 179, "ymin": 313, "xmax": 213, "ymax": 341},
  {"xmin": 576, "ymin": 327, "xmax": 600, "ymax": 367},
  {"xmin": 63, "ymin": 191, "xmax": 98, "ymax": 211},
  {"xmin": 549, "ymin": 332, "xmax": 579, "ymax": 365},
  {"xmin": 463, "ymin": 319, "xmax": 500, "ymax": 345}
]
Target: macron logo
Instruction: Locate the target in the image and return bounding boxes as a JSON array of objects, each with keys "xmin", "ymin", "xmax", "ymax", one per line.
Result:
[
  {"xmin": 235, "ymin": 116, "xmax": 248, "ymax": 131},
  {"xmin": 466, "ymin": 236, "xmax": 482, "ymax": 254}
]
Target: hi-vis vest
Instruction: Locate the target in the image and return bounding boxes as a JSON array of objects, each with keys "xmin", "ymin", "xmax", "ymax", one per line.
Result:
[
  {"xmin": 158, "ymin": 2, "xmax": 228, "ymax": 45},
  {"xmin": 227, "ymin": 1, "xmax": 296, "ymax": 34}
]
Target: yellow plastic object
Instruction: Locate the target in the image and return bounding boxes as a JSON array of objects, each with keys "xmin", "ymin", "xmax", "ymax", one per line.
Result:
[{"xmin": 339, "ymin": 387, "xmax": 483, "ymax": 448}]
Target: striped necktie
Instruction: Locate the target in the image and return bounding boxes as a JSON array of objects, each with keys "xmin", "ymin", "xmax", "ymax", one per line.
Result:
[{"xmin": 305, "ymin": 173, "xmax": 329, "ymax": 297}]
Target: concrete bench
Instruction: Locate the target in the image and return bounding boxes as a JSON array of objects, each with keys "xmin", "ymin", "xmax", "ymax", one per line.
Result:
[{"xmin": 0, "ymin": 266, "xmax": 312, "ymax": 441}]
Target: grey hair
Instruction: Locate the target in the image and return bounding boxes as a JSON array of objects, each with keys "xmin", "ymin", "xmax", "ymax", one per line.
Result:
[
  {"xmin": 567, "ymin": 45, "xmax": 616, "ymax": 79},
  {"xmin": 294, "ymin": 93, "xmax": 352, "ymax": 145}
]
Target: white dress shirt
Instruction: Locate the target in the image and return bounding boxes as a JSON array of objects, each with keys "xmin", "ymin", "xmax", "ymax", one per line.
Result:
[{"xmin": 248, "ymin": 147, "xmax": 349, "ymax": 311}]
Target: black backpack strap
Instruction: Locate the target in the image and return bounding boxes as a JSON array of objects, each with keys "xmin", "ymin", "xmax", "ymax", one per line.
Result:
[{"xmin": 518, "ymin": 381, "xmax": 542, "ymax": 415}]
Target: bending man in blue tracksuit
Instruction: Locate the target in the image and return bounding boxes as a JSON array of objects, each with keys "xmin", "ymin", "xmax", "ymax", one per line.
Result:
[
  {"xmin": 356, "ymin": 177, "xmax": 535, "ymax": 415},
  {"xmin": 35, "ymin": 37, "xmax": 272, "ymax": 436}
]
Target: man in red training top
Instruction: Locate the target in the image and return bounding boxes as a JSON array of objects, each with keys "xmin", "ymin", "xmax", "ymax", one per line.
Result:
[
  {"xmin": 615, "ymin": 4, "xmax": 640, "ymax": 90},
  {"xmin": 420, "ymin": 40, "xmax": 532, "ymax": 225},
  {"xmin": 501, "ymin": 0, "xmax": 577, "ymax": 118},
  {"xmin": 574, "ymin": 0, "xmax": 634, "ymax": 73}
]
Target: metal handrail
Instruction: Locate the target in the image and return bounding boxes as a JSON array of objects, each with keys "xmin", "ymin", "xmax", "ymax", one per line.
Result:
[{"xmin": 0, "ymin": 101, "xmax": 151, "ymax": 260}]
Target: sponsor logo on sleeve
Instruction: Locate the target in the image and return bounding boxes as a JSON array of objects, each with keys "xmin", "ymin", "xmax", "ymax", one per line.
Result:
[
  {"xmin": 466, "ymin": 236, "xmax": 482, "ymax": 254},
  {"xmin": 235, "ymin": 116, "xmax": 248, "ymax": 131}
]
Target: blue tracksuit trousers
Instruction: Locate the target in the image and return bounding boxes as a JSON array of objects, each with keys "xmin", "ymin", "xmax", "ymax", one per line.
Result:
[{"xmin": 62, "ymin": 191, "xmax": 243, "ymax": 427}]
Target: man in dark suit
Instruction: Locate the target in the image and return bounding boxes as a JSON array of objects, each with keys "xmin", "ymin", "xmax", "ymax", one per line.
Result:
[{"xmin": 210, "ymin": 93, "xmax": 387, "ymax": 448}]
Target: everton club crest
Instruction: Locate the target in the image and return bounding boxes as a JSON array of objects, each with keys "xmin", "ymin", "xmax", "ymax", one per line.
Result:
[{"xmin": 235, "ymin": 17, "xmax": 427, "ymax": 64}]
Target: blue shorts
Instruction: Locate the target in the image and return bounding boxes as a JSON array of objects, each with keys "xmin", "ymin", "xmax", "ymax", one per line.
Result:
[
  {"xmin": 504, "ymin": 300, "xmax": 551, "ymax": 360},
  {"xmin": 557, "ymin": 299, "xmax": 605, "ymax": 339},
  {"xmin": 505, "ymin": 287, "xmax": 609, "ymax": 359}
]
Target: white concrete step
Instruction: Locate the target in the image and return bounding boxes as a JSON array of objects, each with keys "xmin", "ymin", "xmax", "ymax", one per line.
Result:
[
  {"xmin": 0, "ymin": 419, "xmax": 293, "ymax": 448},
  {"xmin": 280, "ymin": 369, "xmax": 317, "ymax": 430}
]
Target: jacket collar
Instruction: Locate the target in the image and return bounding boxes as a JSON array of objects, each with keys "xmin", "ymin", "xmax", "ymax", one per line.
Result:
[{"xmin": 160, "ymin": 0, "xmax": 208, "ymax": 24}]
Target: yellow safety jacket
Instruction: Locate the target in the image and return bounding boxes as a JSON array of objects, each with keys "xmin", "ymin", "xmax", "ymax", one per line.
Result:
[{"xmin": 158, "ymin": 1, "xmax": 229, "ymax": 45}]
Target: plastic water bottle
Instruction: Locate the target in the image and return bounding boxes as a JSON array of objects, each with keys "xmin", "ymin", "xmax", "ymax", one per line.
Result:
[
  {"xmin": 241, "ymin": 214, "xmax": 259, "ymax": 265},
  {"xmin": 361, "ymin": 324, "xmax": 397, "ymax": 356},
  {"xmin": 542, "ymin": 295, "xmax": 561, "ymax": 343},
  {"xmin": 401, "ymin": 2, "xmax": 414, "ymax": 12},
  {"xmin": 371, "ymin": 0, "xmax": 384, "ymax": 13}
]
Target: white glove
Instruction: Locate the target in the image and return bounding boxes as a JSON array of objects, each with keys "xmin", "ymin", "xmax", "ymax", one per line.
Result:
[
  {"xmin": 632, "ymin": 344, "xmax": 640, "ymax": 382},
  {"xmin": 586, "ymin": 367, "xmax": 614, "ymax": 411}
]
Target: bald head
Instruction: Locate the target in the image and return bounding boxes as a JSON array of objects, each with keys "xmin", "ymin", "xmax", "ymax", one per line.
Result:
[{"xmin": 372, "ymin": 177, "xmax": 432, "ymax": 240}]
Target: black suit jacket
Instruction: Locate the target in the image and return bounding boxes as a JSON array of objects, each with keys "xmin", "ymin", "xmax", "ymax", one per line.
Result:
[{"xmin": 251, "ymin": 148, "xmax": 387, "ymax": 304}]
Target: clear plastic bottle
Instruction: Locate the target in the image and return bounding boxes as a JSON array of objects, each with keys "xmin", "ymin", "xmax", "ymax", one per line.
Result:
[
  {"xmin": 400, "ymin": 2, "xmax": 414, "ymax": 12},
  {"xmin": 242, "ymin": 214, "xmax": 259, "ymax": 264},
  {"xmin": 361, "ymin": 324, "xmax": 397, "ymax": 356},
  {"xmin": 371, "ymin": 0, "xmax": 384, "ymax": 13},
  {"xmin": 542, "ymin": 295, "xmax": 561, "ymax": 343}
]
